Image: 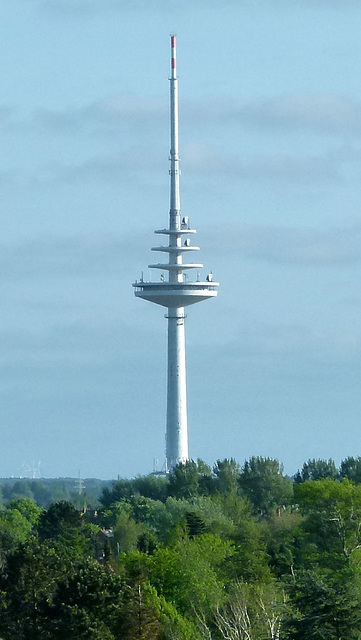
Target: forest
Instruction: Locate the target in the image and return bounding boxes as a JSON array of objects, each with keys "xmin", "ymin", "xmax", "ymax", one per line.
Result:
[{"xmin": 1, "ymin": 455, "xmax": 361, "ymax": 639}]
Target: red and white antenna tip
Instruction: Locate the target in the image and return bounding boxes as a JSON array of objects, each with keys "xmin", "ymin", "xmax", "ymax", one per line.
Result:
[{"xmin": 171, "ymin": 34, "xmax": 176, "ymax": 70}]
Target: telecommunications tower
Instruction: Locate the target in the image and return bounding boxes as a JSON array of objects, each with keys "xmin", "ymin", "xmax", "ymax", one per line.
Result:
[{"xmin": 133, "ymin": 36, "xmax": 219, "ymax": 472}]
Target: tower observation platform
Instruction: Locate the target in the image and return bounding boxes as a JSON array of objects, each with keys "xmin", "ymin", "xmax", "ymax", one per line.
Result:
[{"xmin": 133, "ymin": 35, "xmax": 219, "ymax": 472}]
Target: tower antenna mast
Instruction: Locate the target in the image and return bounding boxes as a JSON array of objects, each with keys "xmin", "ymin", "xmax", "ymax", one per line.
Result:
[
  {"xmin": 169, "ymin": 34, "xmax": 181, "ymax": 242},
  {"xmin": 133, "ymin": 36, "xmax": 219, "ymax": 472}
]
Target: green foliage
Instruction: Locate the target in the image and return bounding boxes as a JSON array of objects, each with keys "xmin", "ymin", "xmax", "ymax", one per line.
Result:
[
  {"xmin": 100, "ymin": 499, "xmax": 133, "ymax": 528},
  {"xmin": 294, "ymin": 478, "xmax": 361, "ymax": 568},
  {"xmin": 184, "ymin": 511, "xmax": 206, "ymax": 537},
  {"xmin": 38, "ymin": 500, "xmax": 83, "ymax": 540},
  {"xmin": 160, "ymin": 598, "xmax": 201, "ymax": 640},
  {"xmin": 100, "ymin": 475, "xmax": 167, "ymax": 510},
  {"xmin": 112, "ymin": 513, "xmax": 144, "ymax": 554},
  {"xmin": 167, "ymin": 460, "xmax": 212, "ymax": 500},
  {"xmin": 149, "ymin": 533, "xmax": 231, "ymax": 619},
  {"xmin": 189, "ymin": 495, "xmax": 236, "ymax": 538},
  {"xmin": 2, "ymin": 459, "xmax": 361, "ymax": 638},
  {"xmin": 0, "ymin": 508, "xmax": 33, "ymax": 550},
  {"xmin": 100, "ymin": 479, "xmax": 141, "ymax": 508},
  {"xmin": 0, "ymin": 500, "xmax": 41, "ymax": 567},
  {"xmin": 265, "ymin": 511, "xmax": 303, "ymax": 579},
  {"xmin": 294, "ymin": 458, "xmax": 338, "ymax": 484},
  {"xmin": 239, "ymin": 456, "xmax": 293, "ymax": 514},
  {"xmin": 8, "ymin": 498, "xmax": 43, "ymax": 527},
  {"xmin": 0, "ymin": 537, "xmax": 77, "ymax": 639},
  {"xmin": 285, "ymin": 568, "xmax": 361, "ymax": 639},
  {"xmin": 9, "ymin": 479, "xmax": 34, "ymax": 500},
  {"xmin": 213, "ymin": 458, "xmax": 241, "ymax": 495},
  {"xmin": 132, "ymin": 475, "xmax": 168, "ymax": 503},
  {"xmin": 339, "ymin": 456, "xmax": 361, "ymax": 484},
  {"xmin": 0, "ymin": 477, "xmax": 109, "ymax": 510},
  {"xmin": 48, "ymin": 561, "xmax": 124, "ymax": 639},
  {"xmin": 117, "ymin": 581, "xmax": 162, "ymax": 640},
  {"xmin": 157, "ymin": 497, "xmax": 194, "ymax": 540},
  {"xmin": 225, "ymin": 495, "xmax": 272, "ymax": 582}
]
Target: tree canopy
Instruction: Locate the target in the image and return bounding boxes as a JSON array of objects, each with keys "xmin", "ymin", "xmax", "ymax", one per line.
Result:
[{"xmin": 0, "ymin": 456, "xmax": 361, "ymax": 639}]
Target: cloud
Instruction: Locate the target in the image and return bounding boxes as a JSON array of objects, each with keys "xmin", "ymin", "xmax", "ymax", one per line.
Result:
[
  {"xmin": 0, "ymin": 234, "xmax": 130, "ymax": 281},
  {"xmin": 33, "ymin": 95, "xmax": 166, "ymax": 136},
  {"xmin": 9, "ymin": 89, "xmax": 361, "ymax": 138},
  {"xmin": 240, "ymin": 153, "xmax": 340, "ymax": 184},
  {"xmin": 0, "ymin": 232, "xmax": 165, "ymax": 406},
  {"xmin": 183, "ymin": 141, "xmax": 343, "ymax": 184},
  {"xmin": 52, "ymin": 144, "xmax": 167, "ymax": 185},
  {"xmin": 5, "ymin": 92, "xmax": 361, "ymax": 143},
  {"xmin": 238, "ymin": 94, "xmax": 361, "ymax": 136},
  {"xmin": 220, "ymin": 320, "xmax": 361, "ymax": 363},
  {"xmin": 55, "ymin": 155, "xmax": 135, "ymax": 184},
  {"xmin": 206, "ymin": 223, "xmax": 361, "ymax": 267},
  {"xmin": 0, "ymin": 96, "xmax": 168, "ymax": 187},
  {"xmin": 0, "ymin": 96, "xmax": 165, "ymax": 143},
  {"xmin": 182, "ymin": 93, "xmax": 361, "ymax": 138},
  {"xmin": 1, "ymin": 91, "xmax": 360, "ymax": 193},
  {"xmin": 48, "ymin": 144, "xmax": 341, "ymax": 189}
]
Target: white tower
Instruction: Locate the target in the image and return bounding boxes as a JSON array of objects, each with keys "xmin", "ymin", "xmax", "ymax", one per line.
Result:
[{"xmin": 133, "ymin": 36, "xmax": 219, "ymax": 472}]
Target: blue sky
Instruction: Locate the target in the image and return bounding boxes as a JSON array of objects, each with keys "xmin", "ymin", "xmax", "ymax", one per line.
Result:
[{"xmin": 2, "ymin": 0, "xmax": 361, "ymax": 479}]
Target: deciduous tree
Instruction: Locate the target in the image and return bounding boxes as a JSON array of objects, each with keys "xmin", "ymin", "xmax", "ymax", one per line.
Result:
[
  {"xmin": 239, "ymin": 457, "xmax": 293, "ymax": 515},
  {"xmin": 294, "ymin": 458, "xmax": 338, "ymax": 484}
]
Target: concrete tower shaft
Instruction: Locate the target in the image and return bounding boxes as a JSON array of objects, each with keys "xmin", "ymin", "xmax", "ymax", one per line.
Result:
[{"xmin": 133, "ymin": 36, "xmax": 219, "ymax": 472}]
